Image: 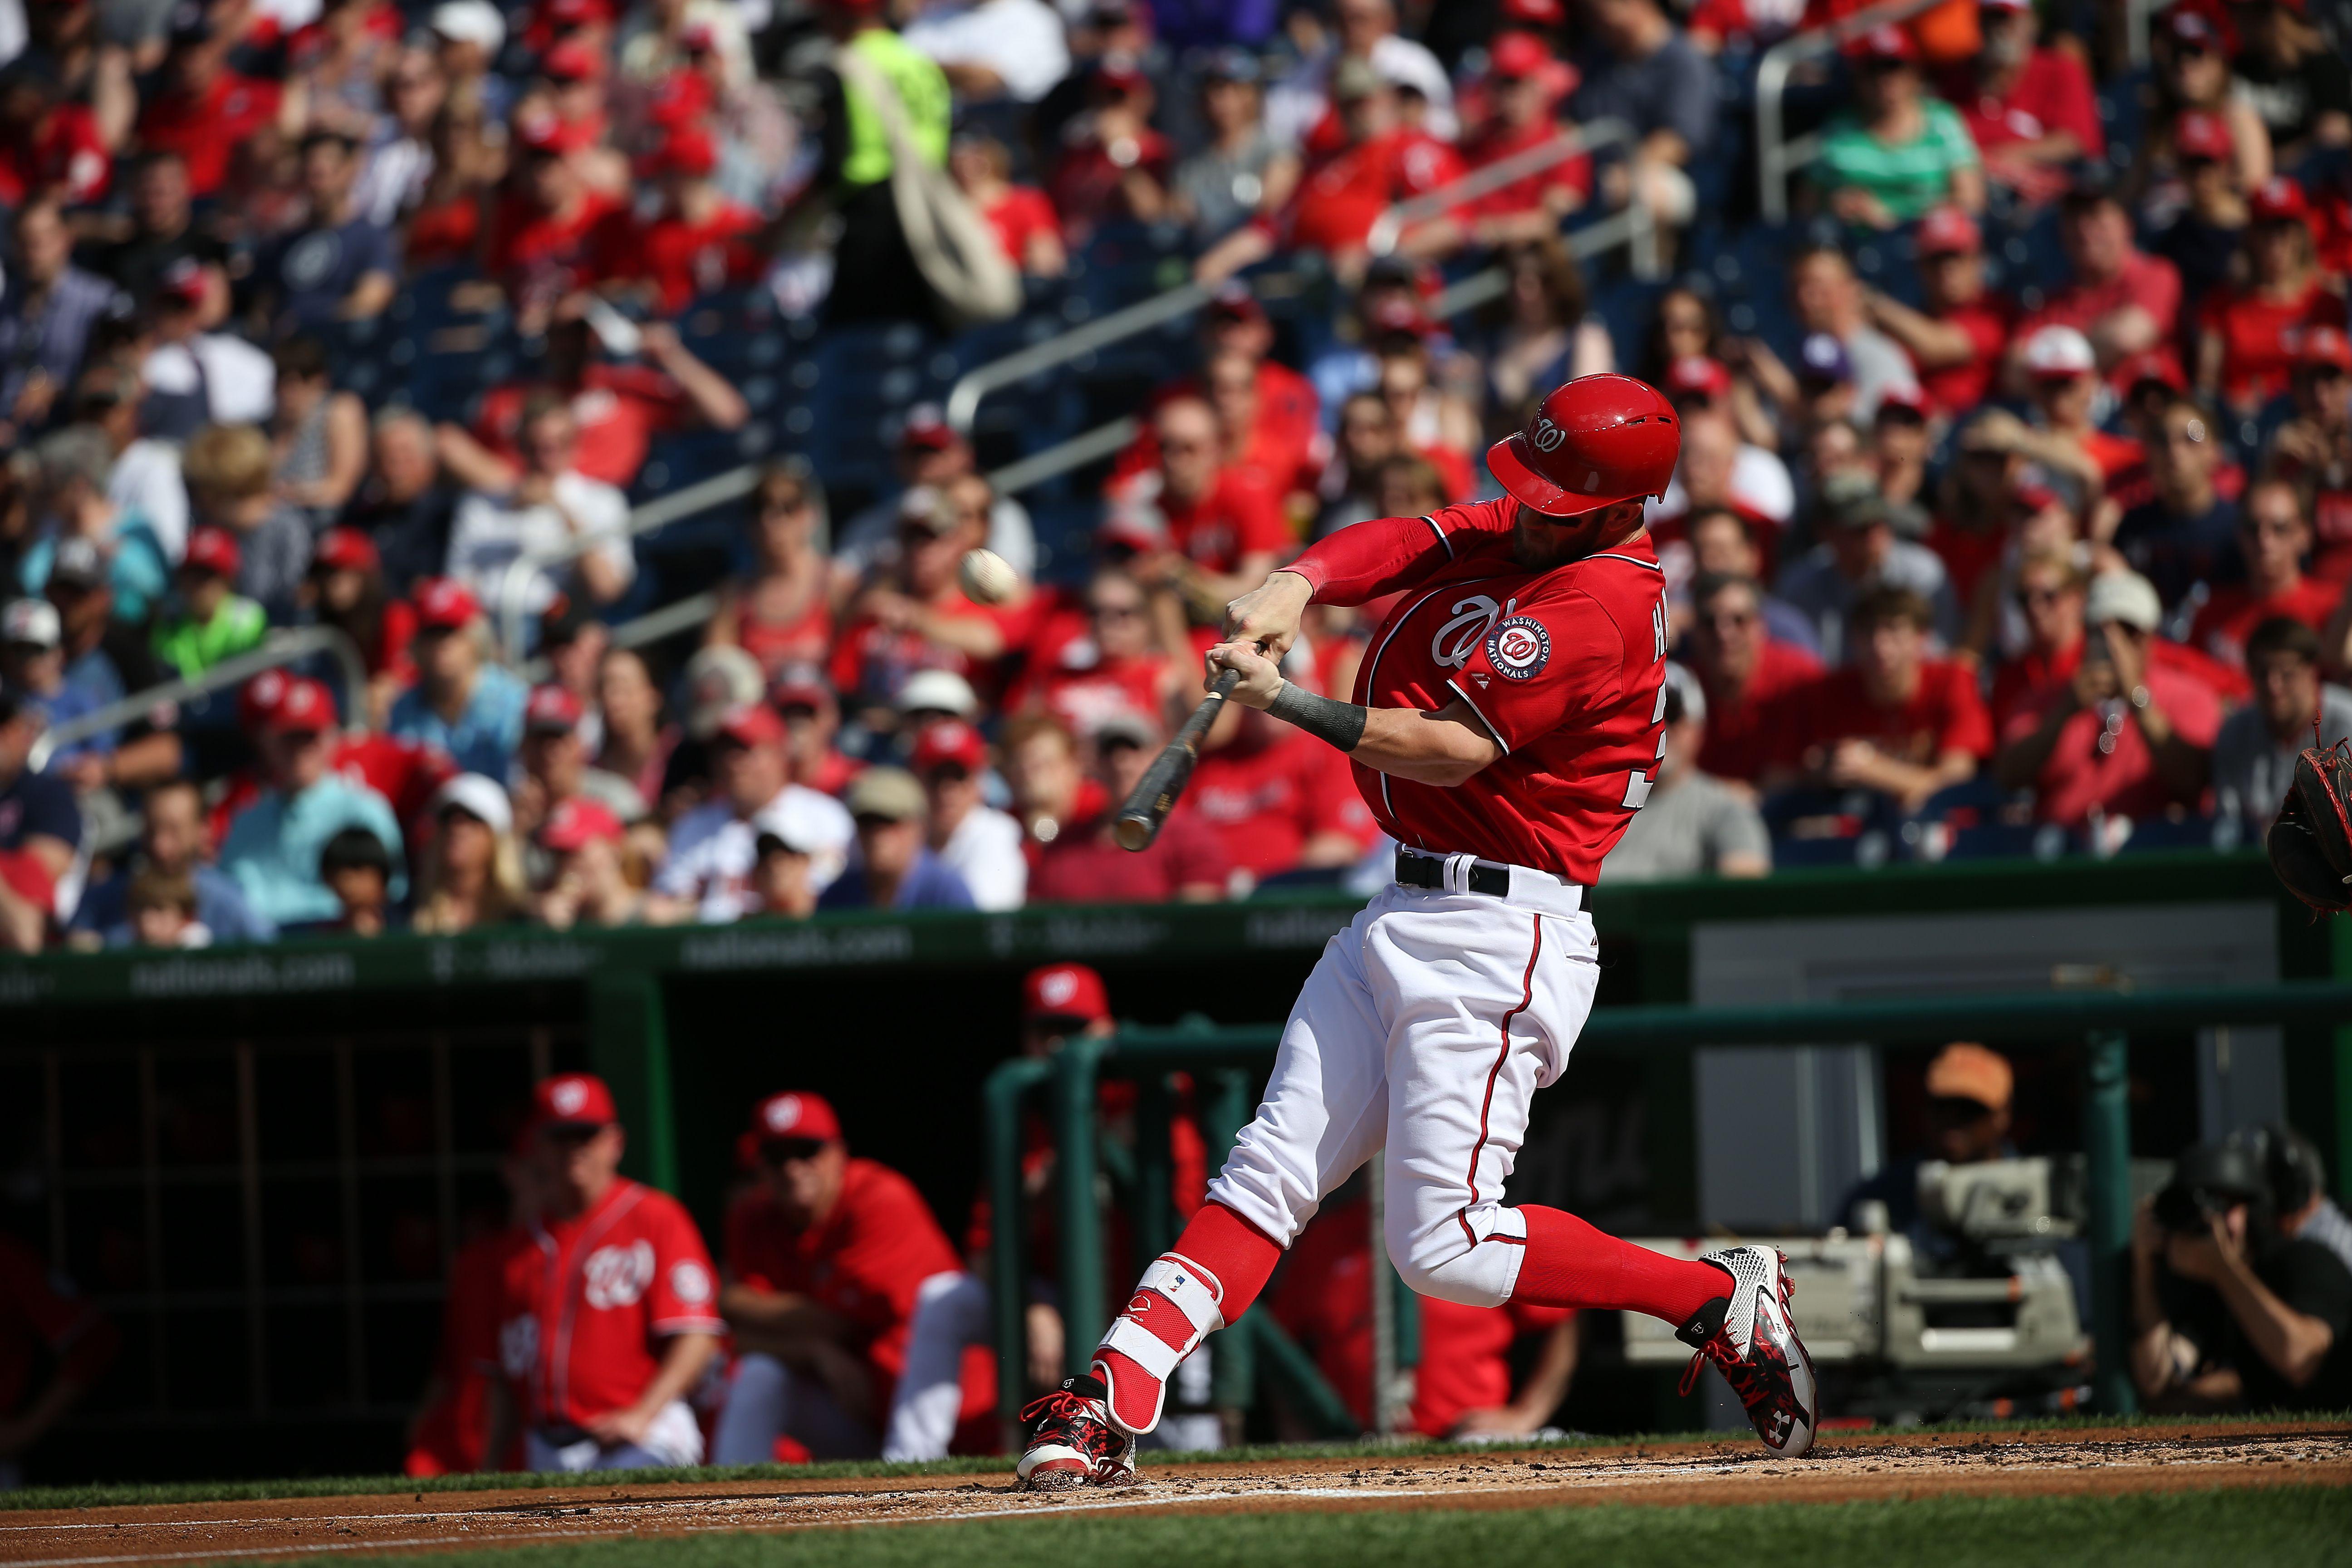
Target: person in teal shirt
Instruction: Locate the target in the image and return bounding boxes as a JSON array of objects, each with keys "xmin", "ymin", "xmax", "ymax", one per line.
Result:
[
  {"xmin": 1816, "ymin": 25, "xmax": 1985, "ymax": 231},
  {"xmin": 21, "ymin": 428, "xmax": 170, "ymax": 624},
  {"xmin": 220, "ymin": 681, "xmax": 408, "ymax": 927},
  {"xmin": 385, "ymin": 580, "xmax": 528, "ymax": 779}
]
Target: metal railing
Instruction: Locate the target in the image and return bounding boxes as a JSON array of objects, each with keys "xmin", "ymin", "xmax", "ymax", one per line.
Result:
[
  {"xmin": 986, "ymin": 981, "xmax": 2352, "ymax": 1440},
  {"xmin": 28, "ymin": 625, "xmax": 370, "ymax": 774},
  {"xmin": 1755, "ymin": 0, "xmax": 1952, "ymax": 225}
]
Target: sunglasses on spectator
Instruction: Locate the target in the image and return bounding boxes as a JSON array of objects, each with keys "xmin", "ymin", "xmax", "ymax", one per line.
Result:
[
  {"xmin": 1699, "ymin": 608, "xmax": 1755, "ymax": 631},
  {"xmin": 759, "ymin": 1136, "xmax": 828, "ymax": 1165},
  {"xmin": 1092, "ymin": 599, "xmax": 1144, "ymax": 619},
  {"xmin": 2015, "ymin": 584, "xmax": 2070, "ymax": 607}
]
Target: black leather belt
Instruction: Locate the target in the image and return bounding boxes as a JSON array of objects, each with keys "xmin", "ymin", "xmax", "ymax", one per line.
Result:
[{"xmin": 1395, "ymin": 849, "xmax": 1512, "ymax": 896}]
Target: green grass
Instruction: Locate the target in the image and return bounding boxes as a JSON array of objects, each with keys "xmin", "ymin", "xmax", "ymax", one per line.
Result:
[
  {"xmin": 7, "ymin": 1410, "xmax": 2342, "ymax": 1514},
  {"xmin": 215, "ymin": 1490, "xmax": 2352, "ymax": 1568}
]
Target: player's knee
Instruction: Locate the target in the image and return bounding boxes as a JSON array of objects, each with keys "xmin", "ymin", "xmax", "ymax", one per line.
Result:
[{"xmin": 1385, "ymin": 1225, "xmax": 1510, "ymax": 1310}]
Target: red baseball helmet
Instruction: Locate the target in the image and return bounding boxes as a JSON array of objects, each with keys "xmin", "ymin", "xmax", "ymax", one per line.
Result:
[{"xmin": 1485, "ymin": 374, "xmax": 1681, "ymax": 519}]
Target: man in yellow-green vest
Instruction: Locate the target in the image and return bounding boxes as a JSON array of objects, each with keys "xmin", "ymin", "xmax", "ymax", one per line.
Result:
[{"xmin": 811, "ymin": 0, "xmax": 953, "ymax": 326}]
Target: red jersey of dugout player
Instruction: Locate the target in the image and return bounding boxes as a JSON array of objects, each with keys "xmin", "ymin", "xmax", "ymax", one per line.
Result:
[
  {"xmin": 483, "ymin": 1074, "xmax": 725, "ymax": 1473},
  {"xmin": 712, "ymin": 1091, "xmax": 978, "ymax": 1463},
  {"xmin": 0, "ymin": 1233, "xmax": 118, "ymax": 1486},
  {"xmin": 1206, "ymin": 374, "xmax": 1683, "ymax": 887},
  {"xmin": 406, "ymin": 1138, "xmax": 540, "ymax": 1476}
]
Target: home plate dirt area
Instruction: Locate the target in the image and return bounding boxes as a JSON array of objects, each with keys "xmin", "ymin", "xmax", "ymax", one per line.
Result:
[{"xmin": 6, "ymin": 1421, "xmax": 2345, "ymax": 1567}]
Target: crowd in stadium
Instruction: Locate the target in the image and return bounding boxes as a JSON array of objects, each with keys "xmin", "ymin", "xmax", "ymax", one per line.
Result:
[{"xmin": 0, "ymin": 0, "xmax": 2347, "ymax": 951}]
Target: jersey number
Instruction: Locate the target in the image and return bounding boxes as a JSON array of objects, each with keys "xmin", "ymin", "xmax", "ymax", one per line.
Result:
[{"xmin": 1622, "ymin": 682, "xmax": 1668, "ymax": 810}]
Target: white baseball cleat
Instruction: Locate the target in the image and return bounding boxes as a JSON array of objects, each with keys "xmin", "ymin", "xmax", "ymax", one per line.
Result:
[
  {"xmin": 1015, "ymin": 1374, "xmax": 1138, "ymax": 1491},
  {"xmin": 1676, "ymin": 1245, "xmax": 1821, "ymax": 1457}
]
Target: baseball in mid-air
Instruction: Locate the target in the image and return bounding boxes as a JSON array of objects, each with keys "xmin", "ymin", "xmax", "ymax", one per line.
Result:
[{"xmin": 959, "ymin": 547, "xmax": 1017, "ymax": 606}]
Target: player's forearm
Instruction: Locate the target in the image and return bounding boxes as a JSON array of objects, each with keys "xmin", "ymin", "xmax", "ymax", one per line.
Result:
[
  {"xmin": 1351, "ymin": 703, "xmax": 1503, "ymax": 786},
  {"xmin": 627, "ymin": 1331, "xmax": 720, "ymax": 1420},
  {"xmin": 2215, "ymin": 1259, "xmax": 2335, "ymax": 1387},
  {"xmin": 1286, "ymin": 510, "xmax": 1500, "ymax": 605}
]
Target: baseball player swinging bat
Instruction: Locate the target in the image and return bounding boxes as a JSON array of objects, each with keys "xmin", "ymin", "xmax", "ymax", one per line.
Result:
[
  {"xmin": 1014, "ymin": 375, "xmax": 1820, "ymax": 1494},
  {"xmin": 1113, "ymin": 669, "xmax": 1242, "ymax": 851}
]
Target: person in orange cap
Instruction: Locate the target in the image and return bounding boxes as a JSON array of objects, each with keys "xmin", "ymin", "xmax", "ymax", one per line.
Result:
[{"xmin": 1841, "ymin": 1042, "xmax": 2016, "ymax": 1238}]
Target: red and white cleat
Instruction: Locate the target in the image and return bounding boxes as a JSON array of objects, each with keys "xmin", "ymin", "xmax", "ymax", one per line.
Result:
[
  {"xmin": 1015, "ymin": 1375, "xmax": 1138, "ymax": 1491},
  {"xmin": 1676, "ymin": 1245, "xmax": 1820, "ymax": 1457}
]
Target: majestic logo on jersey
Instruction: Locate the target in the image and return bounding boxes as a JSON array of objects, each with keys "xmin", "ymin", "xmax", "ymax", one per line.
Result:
[
  {"xmin": 583, "ymin": 1241, "xmax": 656, "ymax": 1309},
  {"xmin": 1486, "ymin": 616, "xmax": 1552, "ymax": 681},
  {"xmin": 1431, "ymin": 594, "xmax": 1511, "ymax": 669}
]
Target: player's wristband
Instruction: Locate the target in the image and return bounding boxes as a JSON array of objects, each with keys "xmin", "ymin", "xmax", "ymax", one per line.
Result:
[{"xmin": 1267, "ymin": 681, "xmax": 1367, "ymax": 754}]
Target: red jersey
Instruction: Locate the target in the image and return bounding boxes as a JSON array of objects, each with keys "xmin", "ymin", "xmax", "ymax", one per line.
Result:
[
  {"xmin": 495, "ymin": 1178, "xmax": 722, "ymax": 1429},
  {"xmin": 1287, "ymin": 131, "xmax": 1464, "ymax": 255},
  {"xmin": 2021, "ymin": 253, "xmax": 2182, "ymax": 383},
  {"xmin": 1779, "ymin": 661, "xmax": 1994, "ymax": 768},
  {"xmin": 1949, "ymin": 49, "xmax": 2103, "ymax": 161},
  {"xmin": 725, "ymin": 1159, "xmax": 959, "ymax": 1389},
  {"xmin": 0, "ymin": 1235, "xmax": 113, "ymax": 1419},
  {"xmin": 1697, "ymin": 638, "xmax": 1823, "ymax": 782},
  {"xmin": 1926, "ymin": 514, "xmax": 2009, "ymax": 613},
  {"xmin": 2188, "ymin": 576, "xmax": 2340, "ymax": 670},
  {"xmin": 613, "ymin": 201, "xmax": 765, "ymax": 316},
  {"xmin": 483, "ymin": 190, "xmax": 629, "ymax": 307},
  {"xmin": 1156, "ymin": 470, "xmax": 1292, "ymax": 574},
  {"xmin": 982, "ymin": 185, "xmax": 1061, "ymax": 266},
  {"xmin": 137, "ymin": 73, "xmax": 282, "ymax": 196},
  {"xmin": 407, "ymin": 1225, "xmax": 532, "ymax": 1476},
  {"xmin": 828, "ymin": 593, "xmax": 1017, "ymax": 705},
  {"xmin": 1187, "ymin": 728, "xmax": 1379, "ymax": 882},
  {"xmin": 2196, "ymin": 283, "xmax": 2349, "ymax": 409},
  {"xmin": 1915, "ymin": 296, "xmax": 2014, "ymax": 416},
  {"xmin": 207, "ymin": 733, "xmax": 457, "ymax": 844},
  {"xmin": 1997, "ymin": 663, "xmax": 2220, "ymax": 825},
  {"xmin": 1291, "ymin": 500, "xmax": 1671, "ymax": 883},
  {"xmin": 1460, "ymin": 119, "xmax": 1590, "ymax": 220},
  {"xmin": 1990, "ymin": 637, "xmax": 2080, "ymax": 732},
  {"xmin": 475, "ymin": 364, "xmax": 689, "ymax": 489},
  {"xmin": 0, "ymin": 104, "xmax": 111, "ymax": 207},
  {"xmin": 1049, "ymin": 129, "xmax": 1176, "ymax": 238},
  {"xmin": 1028, "ymin": 806, "xmax": 1230, "ymax": 903}
]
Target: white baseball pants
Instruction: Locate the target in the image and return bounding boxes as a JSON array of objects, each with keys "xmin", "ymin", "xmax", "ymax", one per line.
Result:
[
  {"xmin": 1205, "ymin": 876, "xmax": 1600, "ymax": 1308},
  {"xmin": 525, "ymin": 1399, "xmax": 703, "ymax": 1471},
  {"xmin": 710, "ymin": 1352, "xmax": 877, "ymax": 1463}
]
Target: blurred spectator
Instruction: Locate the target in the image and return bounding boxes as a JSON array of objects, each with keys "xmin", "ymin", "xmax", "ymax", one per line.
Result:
[
  {"xmin": 386, "ymin": 579, "xmax": 529, "ymax": 778},
  {"xmin": 445, "ymin": 395, "xmax": 636, "ymax": 617},
  {"xmin": 1266, "ymin": 0, "xmax": 1457, "ymax": 149},
  {"xmin": 834, "ymin": 407, "xmax": 1036, "ymax": 582},
  {"xmin": 2265, "ymin": 328, "xmax": 2352, "ymax": 580},
  {"xmin": 2194, "ymin": 179, "xmax": 2346, "ymax": 416},
  {"xmin": 1781, "ymin": 244, "xmax": 1921, "ymax": 423},
  {"xmin": 134, "ymin": 11, "xmax": 297, "ymax": 200},
  {"xmin": 657, "ymin": 644, "xmax": 767, "ymax": 817},
  {"xmin": 1816, "ymin": 26, "xmax": 1984, "ymax": 230},
  {"xmin": 1315, "ymin": 391, "xmax": 1402, "ymax": 536},
  {"xmin": 1647, "ymin": 396, "xmax": 1795, "ymax": 550},
  {"xmin": 532, "ymin": 796, "xmax": 646, "ymax": 928},
  {"xmin": 516, "ymin": 683, "xmax": 644, "ymax": 845},
  {"xmin": 319, "ymin": 825, "xmax": 398, "ymax": 936},
  {"xmin": 304, "ymin": 528, "xmax": 415, "ymax": 727},
  {"xmin": 150, "ymin": 527, "xmax": 266, "ymax": 680},
  {"xmin": 742, "ymin": 805, "xmax": 823, "ymax": 921},
  {"xmin": 0, "ymin": 690, "xmax": 78, "ymax": 951},
  {"xmin": 593, "ymin": 647, "xmax": 679, "ymax": 816},
  {"xmin": 182, "ymin": 424, "xmax": 311, "ymax": 621},
  {"xmin": 1174, "ymin": 50, "xmax": 1298, "ymax": 248},
  {"xmin": 1049, "ymin": 57, "xmax": 1174, "ymax": 242},
  {"xmin": 1019, "ymin": 564, "xmax": 1184, "ymax": 736},
  {"xmin": 1431, "ymin": 32, "xmax": 1588, "ymax": 254},
  {"xmin": 1012, "ymin": 710, "xmax": 1228, "ymax": 902},
  {"xmin": 1995, "ymin": 571, "xmax": 2217, "ymax": 827},
  {"xmin": 1989, "ymin": 546, "xmax": 2089, "ymax": 730},
  {"xmin": 1566, "ymin": 0, "xmax": 1714, "ymax": 246},
  {"xmin": 2230, "ymin": 0, "xmax": 2351, "ymax": 168},
  {"xmin": 608, "ymin": 127, "xmax": 764, "ymax": 317},
  {"xmin": 67, "ymin": 363, "xmax": 188, "ymax": 567},
  {"xmin": 1777, "ymin": 473, "xmax": 1958, "ymax": 665},
  {"xmin": 343, "ymin": 409, "xmax": 457, "ymax": 595},
  {"xmin": 1477, "ymin": 239, "xmax": 1611, "ymax": 436},
  {"xmin": 481, "ymin": 113, "xmax": 627, "ymax": 328},
  {"xmin": 1686, "ymin": 572, "xmax": 1824, "ymax": 783},
  {"xmin": 2152, "ymin": 111, "xmax": 2249, "ymax": 313},
  {"xmin": 412, "ymin": 773, "xmax": 529, "ymax": 933},
  {"xmin": 429, "ymin": 0, "xmax": 512, "ymax": 122},
  {"xmin": 776, "ymin": 663, "xmax": 859, "ymax": 797},
  {"xmin": 1863, "ymin": 206, "xmax": 2013, "ymax": 418},
  {"xmin": 122, "ymin": 865, "xmax": 205, "ymax": 947},
  {"xmin": 267, "ymin": 338, "xmax": 369, "ymax": 524},
  {"xmin": 1600, "ymin": 666, "xmax": 1770, "ymax": 881},
  {"xmin": 833, "ymin": 480, "xmax": 1011, "ymax": 713},
  {"xmin": 2014, "ymin": 184, "xmax": 2181, "ymax": 378},
  {"xmin": 1108, "ymin": 396, "xmax": 1289, "ymax": 608},
  {"xmin": 651, "ymin": 703, "xmax": 853, "ymax": 923},
  {"xmin": 1771, "ymin": 585, "xmax": 1989, "ymax": 812},
  {"xmin": 911, "ymin": 720, "xmax": 1024, "ymax": 911},
  {"xmin": 2215, "ymin": 617, "xmax": 2352, "ymax": 831},
  {"xmin": 1187, "ymin": 693, "xmax": 1375, "ymax": 889},
  {"xmin": 83, "ymin": 152, "xmax": 222, "ymax": 310},
  {"xmin": 0, "ymin": 200, "xmax": 113, "ymax": 448},
  {"xmin": 1679, "ymin": 509, "xmax": 1816, "ymax": 651},
  {"xmin": 35, "ymin": 538, "xmax": 177, "ymax": 785},
  {"xmin": 2129, "ymin": 12, "xmax": 2271, "ymax": 212},
  {"xmin": 1870, "ymin": 387, "xmax": 1934, "ymax": 509},
  {"xmin": 2189, "ymin": 482, "xmax": 2335, "ymax": 671},
  {"xmin": 2113, "ymin": 393, "xmax": 2239, "ymax": 610},
  {"xmin": 818, "ymin": 766, "xmax": 975, "ymax": 911},
  {"xmin": 1944, "ymin": 0, "xmax": 2099, "ymax": 204},
  {"xmin": 219, "ymin": 676, "xmax": 407, "ymax": 928},
  {"xmin": 23, "ymin": 427, "xmax": 168, "ymax": 625},
  {"xmin": 902, "ymin": 0, "xmax": 1070, "ymax": 104},
  {"xmin": 0, "ymin": 1232, "xmax": 117, "ymax": 1486},
  {"xmin": 951, "ymin": 130, "xmax": 1068, "ymax": 278},
  {"xmin": 0, "ymin": 63, "xmax": 111, "ymax": 211},
  {"xmin": 351, "ymin": 46, "xmax": 448, "ymax": 230},
  {"xmin": 140, "ymin": 262, "xmax": 275, "ymax": 439},
  {"xmin": 73, "ymin": 777, "xmax": 274, "ymax": 947},
  {"xmin": 248, "ymin": 132, "xmax": 397, "ymax": 335},
  {"xmin": 709, "ymin": 461, "xmax": 832, "ymax": 678},
  {"xmin": 402, "ymin": 101, "xmax": 505, "ymax": 269},
  {"xmin": 0, "ymin": 599, "xmax": 103, "ymax": 774},
  {"xmin": 1842, "ymin": 1042, "xmax": 2014, "ymax": 1235}
]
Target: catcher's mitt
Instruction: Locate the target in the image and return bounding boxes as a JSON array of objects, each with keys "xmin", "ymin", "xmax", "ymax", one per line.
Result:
[{"xmin": 2269, "ymin": 735, "xmax": 2352, "ymax": 915}]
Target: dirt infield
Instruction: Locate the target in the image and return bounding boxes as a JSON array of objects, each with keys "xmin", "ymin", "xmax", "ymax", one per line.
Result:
[{"xmin": 5, "ymin": 1421, "xmax": 2343, "ymax": 1566}]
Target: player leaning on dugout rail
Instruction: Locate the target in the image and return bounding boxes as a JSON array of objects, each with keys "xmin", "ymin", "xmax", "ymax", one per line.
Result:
[{"xmin": 1016, "ymin": 375, "xmax": 1820, "ymax": 1492}]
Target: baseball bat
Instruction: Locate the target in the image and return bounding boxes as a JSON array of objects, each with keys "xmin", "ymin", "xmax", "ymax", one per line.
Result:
[{"xmin": 1115, "ymin": 668, "xmax": 1242, "ymax": 852}]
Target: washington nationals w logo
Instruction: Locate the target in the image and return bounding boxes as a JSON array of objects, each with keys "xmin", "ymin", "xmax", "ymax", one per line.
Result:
[{"xmin": 1430, "ymin": 595, "xmax": 1516, "ymax": 669}]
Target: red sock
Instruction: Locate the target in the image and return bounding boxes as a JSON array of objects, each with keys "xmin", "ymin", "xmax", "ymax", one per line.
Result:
[
  {"xmin": 1163, "ymin": 1201, "xmax": 1284, "ymax": 1319},
  {"xmin": 1091, "ymin": 1202, "xmax": 1282, "ymax": 1432},
  {"xmin": 1512, "ymin": 1205, "xmax": 1730, "ymax": 1323}
]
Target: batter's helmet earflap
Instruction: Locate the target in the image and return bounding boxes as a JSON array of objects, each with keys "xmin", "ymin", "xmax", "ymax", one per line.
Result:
[{"xmin": 1485, "ymin": 373, "xmax": 1681, "ymax": 519}]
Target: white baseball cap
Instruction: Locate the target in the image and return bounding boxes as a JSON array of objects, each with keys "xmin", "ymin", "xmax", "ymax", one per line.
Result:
[
  {"xmin": 2083, "ymin": 570, "xmax": 2161, "ymax": 632},
  {"xmin": 431, "ymin": 772, "xmax": 514, "ymax": 835},
  {"xmin": 897, "ymin": 669, "xmax": 979, "ymax": 719},
  {"xmin": 2024, "ymin": 325, "xmax": 2097, "ymax": 380},
  {"xmin": 430, "ymin": 0, "xmax": 505, "ymax": 52},
  {"xmin": 1662, "ymin": 661, "xmax": 1706, "ymax": 728},
  {"xmin": 1, "ymin": 598, "xmax": 61, "ymax": 650}
]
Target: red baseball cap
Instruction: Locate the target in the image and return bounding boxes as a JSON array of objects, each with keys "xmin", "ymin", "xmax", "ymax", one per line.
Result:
[
  {"xmin": 413, "ymin": 577, "xmax": 480, "ymax": 631},
  {"xmin": 240, "ymin": 668, "xmax": 290, "ymax": 732},
  {"xmin": 643, "ymin": 125, "xmax": 717, "ymax": 178},
  {"xmin": 751, "ymin": 1090, "xmax": 842, "ymax": 1144},
  {"xmin": 2166, "ymin": 8, "xmax": 2218, "ymax": 48},
  {"xmin": 714, "ymin": 701, "xmax": 785, "ymax": 748},
  {"xmin": 2250, "ymin": 176, "xmax": 2310, "ymax": 223},
  {"xmin": 1488, "ymin": 29, "xmax": 1552, "ymax": 79},
  {"xmin": 901, "ymin": 404, "xmax": 958, "ymax": 453},
  {"xmin": 524, "ymin": 683, "xmax": 585, "ymax": 734},
  {"xmin": 2302, "ymin": 326, "xmax": 2352, "ymax": 371},
  {"xmin": 2173, "ymin": 109, "xmax": 2234, "ymax": 162},
  {"xmin": 647, "ymin": 69, "xmax": 714, "ymax": 127},
  {"xmin": 2115, "ymin": 348, "xmax": 2187, "ymax": 391},
  {"xmin": 1206, "ymin": 280, "xmax": 1266, "ymax": 325},
  {"xmin": 1664, "ymin": 355, "xmax": 1734, "ymax": 399},
  {"xmin": 1367, "ymin": 296, "xmax": 1433, "ymax": 339},
  {"xmin": 539, "ymin": 794, "xmax": 624, "ymax": 852},
  {"xmin": 265, "ymin": 676, "xmax": 337, "ymax": 735},
  {"xmin": 513, "ymin": 109, "xmax": 568, "ymax": 154},
  {"xmin": 1915, "ymin": 204, "xmax": 1980, "ymax": 256},
  {"xmin": 313, "ymin": 526, "xmax": 379, "ymax": 573},
  {"xmin": 770, "ymin": 661, "xmax": 834, "ymax": 711},
  {"xmin": 2011, "ymin": 480, "xmax": 2064, "ymax": 515},
  {"xmin": 1023, "ymin": 962, "xmax": 1110, "ymax": 1026},
  {"xmin": 182, "ymin": 525, "xmax": 241, "ymax": 578},
  {"xmin": 158, "ymin": 256, "xmax": 208, "ymax": 306},
  {"xmin": 1876, "ymin": 383, "xmax": 1932, "ymax": 419},
  {"xmin": 1501, "ymin": 0, "xmax": 1566, "ymax": 22},
  {"xmin": 1847, "ymin": 23, "xmax": 1918, "ymax": 61},
  {"xmin": 542, "ymin": 36, "xmax": 604, "ymax": 80},
  {"xmin": 532, "ymin": 1072, "xmax": 617, "ymax": 1130},
  {"xmin": 911, "ymin": 719, "xmax": 987, "ymax": 776}
]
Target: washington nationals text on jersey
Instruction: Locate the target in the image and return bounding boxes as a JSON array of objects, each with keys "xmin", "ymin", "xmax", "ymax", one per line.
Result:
[
  {"xmin": 1302, "ymin": 498, "xmax": 1670, "ymax": 883},
  {"xmin": 494, "ymin": 1179, "xmax": 723, "ymax": 1429}
]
